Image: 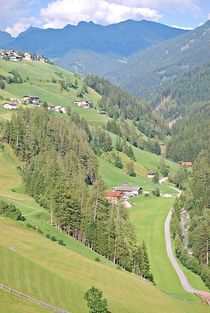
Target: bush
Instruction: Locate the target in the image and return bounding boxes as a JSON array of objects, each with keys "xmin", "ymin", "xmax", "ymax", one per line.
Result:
[
  {"xmin": 37, "ymin": 228, "xmax": 43, "ymax": 234},
  {"xmin": 58, "ymin": 239, "xmax": 65, "ymax": 246},
  {"xmin": 50, "ymin": 236, "xmax": 57, "ymax": 241},
  {"xmin": 95, "ymin": 257, "xmax": 100, "ymax": 262},
  {"xmin": 0, "ymin": 201, "xmax": 25, "ymax": 221},
  {"xmin": 46, "ymin": 233, "xmax": 51, "ymax": 239}
]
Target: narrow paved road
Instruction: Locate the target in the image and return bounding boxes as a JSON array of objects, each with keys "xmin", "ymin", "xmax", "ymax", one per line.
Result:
[
  {"xmin": 164, "ymin": 208, "xmax": 198, "ymax": 293},
  {"xmin": 165, "ymin": 208, "xmax": 210, "ymax": 305}
]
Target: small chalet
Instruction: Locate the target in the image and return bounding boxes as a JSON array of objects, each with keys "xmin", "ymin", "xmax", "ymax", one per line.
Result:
[
  {"xmin": 113, "ymin": 182, "xmax": 141, "ymax": 197},
  {"xmin": 54, "ymin": 106, "xmax": 66, "ymax": 114},
  {"xmin": 147, "ymin": 171, "xmax": 155, "ymax": 179},
  {"xmin": 75, "ymin": 100, "xmax": 91, "ymax": 109},
  {"xmin": 22, "ymin": 95, "xmax": 40, "ymax": 105},
  {"xmin": 3, "ymin": 103, "xmax": 17, "ymax": 110},
  {"xmin": 181, "ymin": 162, "xmax": 193, "ymax": 167},
  {"xmin": 105, "ymin": 190, "xmax": 123, "ymax": 205}
]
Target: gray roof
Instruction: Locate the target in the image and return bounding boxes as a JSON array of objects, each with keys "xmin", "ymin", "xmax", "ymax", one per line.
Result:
[{"xmin": 113, "ymin": 186, "xmax": 140, "ymax": 192}]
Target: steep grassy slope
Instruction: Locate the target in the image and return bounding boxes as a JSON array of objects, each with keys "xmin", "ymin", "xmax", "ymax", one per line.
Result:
[
  {"xmin": 0, "ymin": 59, "xmax": 108, "ymax": 126},
  {"xmin": 0, "ymin": 217, "xmax": 209, "ymax": 313}
]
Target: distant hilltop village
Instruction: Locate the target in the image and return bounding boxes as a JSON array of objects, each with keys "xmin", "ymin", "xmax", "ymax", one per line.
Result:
[{"xmin": 0, "ymin": 50, "xmax": 50, "ymax": 63}]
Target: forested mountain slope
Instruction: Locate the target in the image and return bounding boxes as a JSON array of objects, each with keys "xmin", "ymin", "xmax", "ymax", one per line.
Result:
[
  {"xmin": 110, "ymin": 21, "xmax": 210, "ymax": 101},
  {"xmin": 167, "ymin": 102, "xmax": 210, "ymax": 162}
]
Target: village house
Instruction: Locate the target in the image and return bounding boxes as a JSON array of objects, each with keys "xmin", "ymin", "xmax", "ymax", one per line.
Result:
[
  {"xmin": 181, "ymin": 161, "xmax": 193, "ymax": 167},
  {"xmin": 113, "ymin": 182, "xmax": 141, "ymax": 197},
  {"xmin": 3, "ymin": 103, "xmax": 17, "ymax": 110},
  {"xmin": 105, "ymin": 190, "xmax": 123, "ymax": 205},
  {"xmin": 147, "ymin": 171, "xmax": 155, "ymax": 179},
  {"xmin": 22, "ymin": 95, "xmax": 40, "ymax": 105},
  {"xmin": 75, "ymin": 100, "xmax": 91, "ymax": 109},
  {"xmin": 47, "ymin": 104, "xmax": 55, "ymax": 112},
  {"xmin": 54, "ymin": 105, "xmax": 66, "ymax": 114},
  {"xmin": 23, "ymin": 52, "xmax": 32, "ymax": 61}
]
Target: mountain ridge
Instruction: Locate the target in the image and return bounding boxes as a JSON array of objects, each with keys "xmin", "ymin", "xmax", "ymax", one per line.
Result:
[{"xmin": 4, "ymin": 20, "xmax": 187, "ymax": 58}]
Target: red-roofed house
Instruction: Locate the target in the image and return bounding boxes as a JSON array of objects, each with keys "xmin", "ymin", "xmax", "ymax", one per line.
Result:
[
  {"xmin": 105, "ymin": 190, "xmax": 123, "ymax": 205},
  {"xmin": 181, "ymin": 162, "xmax": 193, "ymax": 167}
]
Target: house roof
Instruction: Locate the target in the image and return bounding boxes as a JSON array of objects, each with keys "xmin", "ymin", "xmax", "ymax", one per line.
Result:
[
  {"xmin": 181, "ymin": 162, "xmax": 192, "ymax": 167},
  {"xmin": 4, "ymin": 103, "xmax": 17, "ymax": 107},
  {"xmin": 113, "ymin": 186, "xmax": 140, "ymax": 192},
  {"xmin": 105, "ymin": 190, "xmax": 122, "ymax": 198}
]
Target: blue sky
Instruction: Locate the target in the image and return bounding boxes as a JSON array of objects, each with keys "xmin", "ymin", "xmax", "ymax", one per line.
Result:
[{"xmin": 1, "ymin": 0, "xmax": 210, "ymax": 36}]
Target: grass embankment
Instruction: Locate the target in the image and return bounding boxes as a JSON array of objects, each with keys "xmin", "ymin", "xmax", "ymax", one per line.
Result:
[
  {"xmin": 130, "ymin": 196, "xmax": 209, "ymax": 300},
  {"xmin": 0, "ymin": 59, "xmax": 108, "ymax": 126},
  {"xmin": 0, "ymin": 290, "xmax": 49, "ymax": 313}
]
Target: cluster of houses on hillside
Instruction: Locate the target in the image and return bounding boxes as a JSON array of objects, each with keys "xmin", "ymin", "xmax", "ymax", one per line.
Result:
[
  {"xmin": 105, "ymin": 182, "xmax": 142, "ymax": 208},
  {"xmin": 3, "ymin": 95, "xmax": 92, "ymax": 113},
  {"xmin": 2, "ymin": 95, "xmax": 66, "ymax": 114},
  {"xmin": 0, "ymin": 50, "xmax": 48, "ymax": 63}
]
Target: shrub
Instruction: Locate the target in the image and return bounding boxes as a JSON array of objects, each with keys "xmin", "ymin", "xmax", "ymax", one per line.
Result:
[
  {"xmin": 58, "ymin": 239, "xmax": 65, "ymax": 246},
  {"xmin": 50, "ymin": 236, "xmax": 57, "ymax": 241}
]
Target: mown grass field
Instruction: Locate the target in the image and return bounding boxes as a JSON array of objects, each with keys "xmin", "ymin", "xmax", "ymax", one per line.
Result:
[
  {"xmin": 98, "ymin": 156, "xmax": 178, "ymax": 195},
  {"xmin": 0, "ymin": 290, "xmax": 49, "ymax": 313},
  {"xmin": 130, "ymin": 196, "xmax": 209, "ymax": 300},
  {"xmin": 0, "ymin": 59, "xmax": 109, "ymax": 126},
  {"xmin": 0, "ymin": 217, "xmax": 209, "ymax": 313}
]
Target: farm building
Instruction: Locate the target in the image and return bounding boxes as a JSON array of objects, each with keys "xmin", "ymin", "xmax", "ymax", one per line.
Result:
[
  {"xmin": 3, "ymin": 103, "xmax": 17, "ymax": 110},
  {"xmin": 113, "ymin": 182, "xmax": 141, "ymax": 197},
  {"xmin": 105, "ymin": 190, "xmax": 123, "ymax": 205},
  {"xmin": 22, "ymin": 95, "xmax": 40, "ymax": 104},
  {"xmin": 147, "ymin": 171, "xmax": 155, "ymax": 179},
  {"xmin": 75, "ymin": 100, "xmax": 91, "ymax": 109},
  {"xmin": 181, "ymin": 162, "xmax": 193, "ymax": 167}
]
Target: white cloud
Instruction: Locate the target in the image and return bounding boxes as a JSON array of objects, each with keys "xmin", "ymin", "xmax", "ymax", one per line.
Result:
[
  {"xmin": 5, "ymin": 17, "xmax": 41, "ymax": 37},
  {"xmin": 41, "ymin": 0, "xmax": 161, "ymax": 29},
  {"xmin": 108, "ymin": 0, "xmax": 199, "ymax": 11},
  {"xmin": 172, "ymin": 25, "xmax": 194, "ymax": 30},
  {"xmin": 208, "ymin": 13, "xmax": 210, "ymax": 20}
]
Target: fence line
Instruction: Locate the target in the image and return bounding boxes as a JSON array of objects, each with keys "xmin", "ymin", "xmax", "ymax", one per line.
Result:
[{"xmin": 0, "ymin": 283, "xmax": 71, "ymax": 313}]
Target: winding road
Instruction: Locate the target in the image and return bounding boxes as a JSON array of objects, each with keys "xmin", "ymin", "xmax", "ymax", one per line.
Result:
[{"xmin": 165, "ymin": 207, "xmax": 210, "ymax": 304}]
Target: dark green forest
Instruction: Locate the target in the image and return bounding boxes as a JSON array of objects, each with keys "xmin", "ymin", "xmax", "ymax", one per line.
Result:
[{"xmin": 166, "ymin": 102, "xmax": 210, "ymax": 162}]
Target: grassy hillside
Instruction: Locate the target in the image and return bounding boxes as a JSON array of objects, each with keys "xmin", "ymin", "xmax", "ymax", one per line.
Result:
[
  {"xmin": 0, "ymin": 217, "xmax": 209, "ymax": 313},
  {"xmin": 0, "ymin": 58, "xmax": 108, "ymax": 126}
]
